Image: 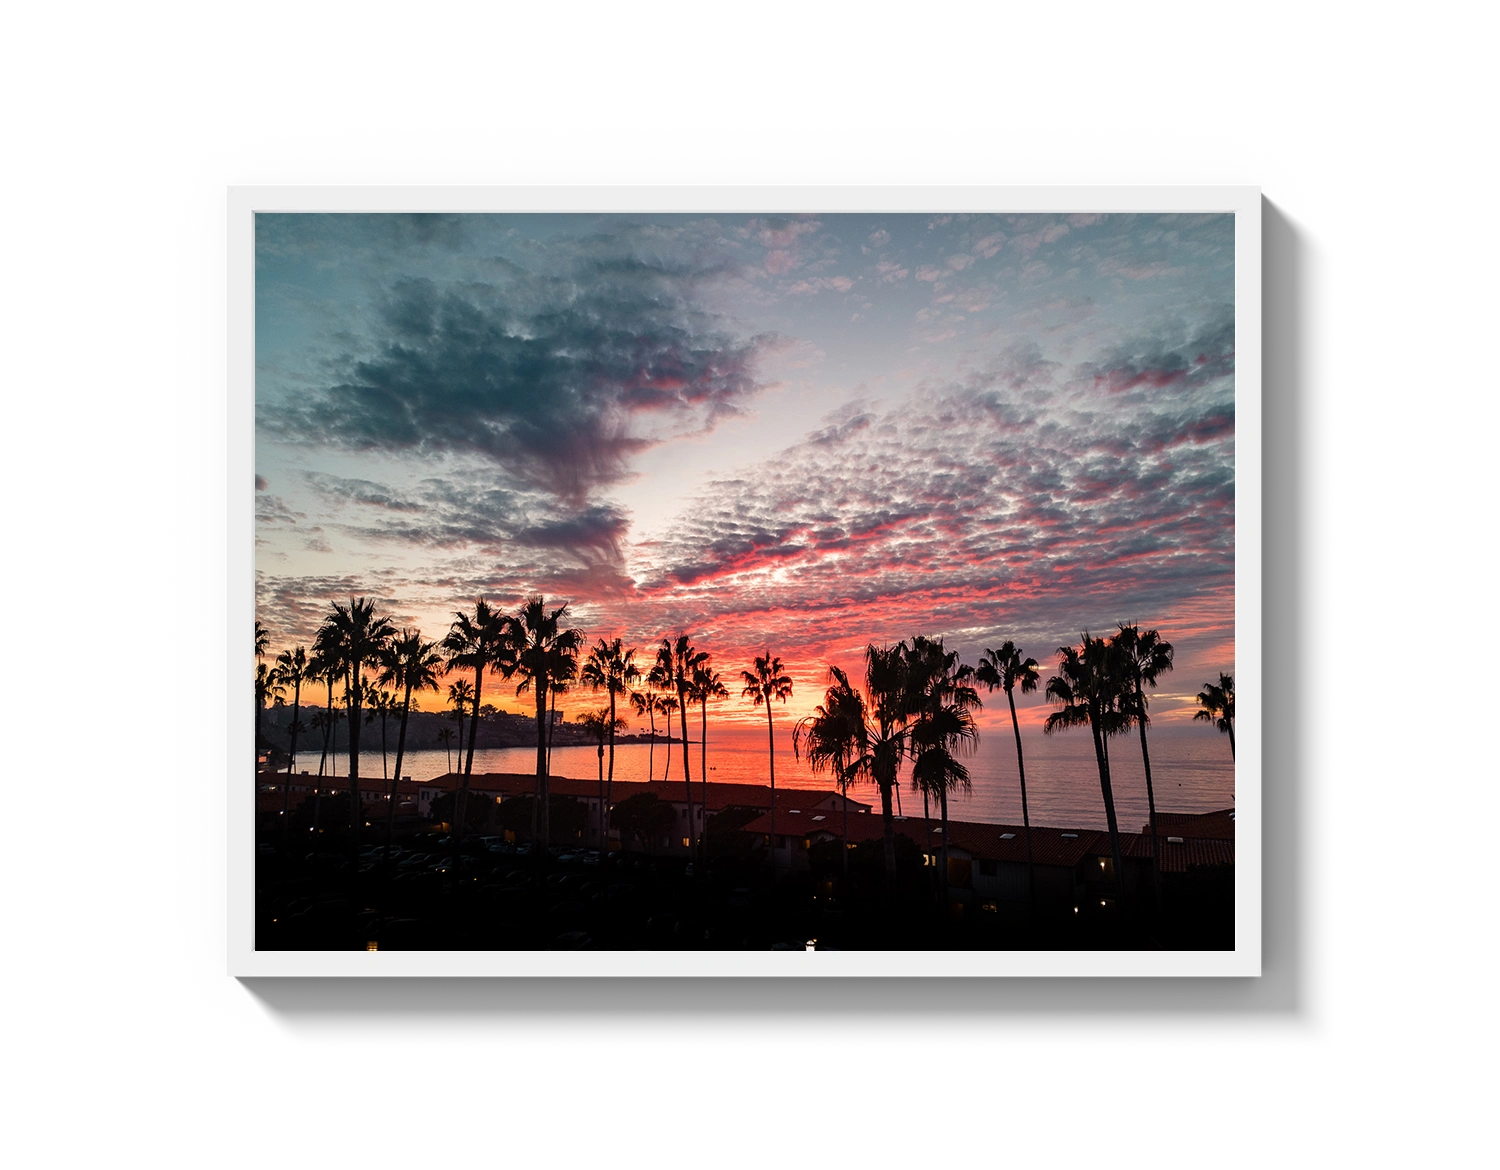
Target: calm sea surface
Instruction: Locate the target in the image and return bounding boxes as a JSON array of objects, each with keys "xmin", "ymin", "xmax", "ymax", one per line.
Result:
[{"xmin": 298, "ymin": 723, "xmax": 1234, "ymax": 832}]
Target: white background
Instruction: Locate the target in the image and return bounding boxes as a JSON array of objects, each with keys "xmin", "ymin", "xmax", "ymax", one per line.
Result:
[{"xmin": 2, "ymin": 3, "xmax": 1494, "ymax": 1167}]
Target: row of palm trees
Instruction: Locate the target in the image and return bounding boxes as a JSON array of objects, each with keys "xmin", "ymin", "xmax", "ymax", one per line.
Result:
[{"xmin": 256, "ymin": 605, "xmax": 1235, "ymax": 896}]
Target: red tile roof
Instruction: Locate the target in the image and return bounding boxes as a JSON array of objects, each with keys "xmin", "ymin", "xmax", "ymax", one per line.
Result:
[{"xmin": 1142, "ymin": 808, "xmax": 1235, "ymax": 840}]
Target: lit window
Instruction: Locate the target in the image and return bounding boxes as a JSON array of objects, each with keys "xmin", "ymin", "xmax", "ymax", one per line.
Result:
[{"xmin": 681, "ymin": 837, "xmax": 690, "ymax": 848}]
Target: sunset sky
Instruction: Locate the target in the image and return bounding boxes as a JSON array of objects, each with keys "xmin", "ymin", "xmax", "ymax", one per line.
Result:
[{"xmin": 255, "ymin": 211, "xmax": 1235, "ymax": 731}]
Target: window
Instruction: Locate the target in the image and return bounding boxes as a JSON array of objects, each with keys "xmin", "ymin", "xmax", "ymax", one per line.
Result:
[{"xmin": 681, "ymin": 836, "xmax": 690, "ymax": 848}]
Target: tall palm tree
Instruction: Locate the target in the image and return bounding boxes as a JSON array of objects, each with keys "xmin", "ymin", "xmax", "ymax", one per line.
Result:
[
  {"xmin": 864, "ymin": 642, "xmax": 914, "ymax": 884},
  {"xmin": 546, "ymin": 659, "xmax": 577, "ymax": 776},
  {"xmin": 254, "ymin": 661, "xmax": 285, "ymax": 768},
  {"xmin": 582, "ymin": 639, "xmax": 641, "ymax": 852},
  {"xmin": 1113, "ymin": 624, "xmax": 1174, "ymax": 905},
  {"xmin": 443, "ymin": 598, "xmax": 515, "ymax": 866},
  {"xmin": 658, "ymin": 636, "xmax": 707, "ymax": 858},
  {"xmin": 436, "ymin": 725, "xmax": 455, "ymax": 773},
  {"xmin": 576, "ymin": 707, "xmax": 627, "ymax": 849},
  {"xmin": 691, "ymin": 661, "xmax": 728, "ymax": 865},
  {"xmin": 307, "ymin": 635, "xmax": 342, "ymax": 786},
  {"xmin": 975, "ymin": 641, "xmax": 1040, "ymax": 916},
  {"xmin": 274, "ymin": 645, "xmax": 310, "ymax": 840},
  {"xmin": 377, "ymin": 630, "xmax": 443, "ymax": 860},
  {"xmin": 319, "ymin": 598, "xmax": 395, "ymax": 843},
  {"xmin": 906, "ymin": 637, "xmax": 981, "ymax": 912},
  {"xmin": 255, "ymin": 620, "xmax": 270, "ymax": 662},
  {"xmin": 1195, "ymin": 673, "xmax": 1236, "ymax": 758},
  {"xmin": 654, "ymin": 693, "xmax": 678, "ymax": 780},
  {"xmin": 511, "ymin": 597, "xmax": 583, "ymax": 861},
  {"xmin": 1045, "ymin": 634, "xmax": 1129, "ymax": 901},
  {"xmin": 446, "ymin": 679, "xmax": 474, "ymax": 769},
  {"xmin": 630, "ymin": 686, "xmax": 660, "ymax": 785},
  {"xmin": 793, "ymin": 665, "xmax": 870, "ymax": 879},
  {"xmin": 741, "ymin": 651, "xmax": 793, "ymax": 856}
]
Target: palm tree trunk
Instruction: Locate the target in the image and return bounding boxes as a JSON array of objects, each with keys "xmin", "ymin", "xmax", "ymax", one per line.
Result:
[
  {"xmin": 841, "ymin": 767, "xmax": 850, "ymax": 880},
  {"xmin": 1089, "ymin": 711, "xmax": 1126, "ymax": 902},
  {"xmin": 878, "ymin": 778, "xmax": 897, "ymax": 882},
  {"xmin": 663, "ymin": 720, "xmax": 671, "ymax": 781},
  {"xmin": 347, "ymin": 673, "xmax": 362, "ymax": 846},
  {"xmin": 940, "ymin": 784, "xmax": 950, "ymax": 918},
  {"xmin": 679, "ymin": 693, "xmax": 694, "ymax": 861},
  {"xmin": 1136, "ymin": 683, "xmax": 1162, "ymax": 914},
  {"xmin": 699, "ymin": 697, "xmax": 709, "ymax": 868},
  {"xmin": 281, "ymin": 680, "xmax": 301, "ymax": 848},
  {"xmin": 1006, "ymin": 688, "xmax": 1035, "ymax": 923},
  {"xmin": 765, "ymin": 705, "xmax": 776, "ymax": 868},
  {"xmin": 606, "ymin": 690, "xmax": 617, "ymax": 850},
  {"xmin": 1227, "ymin": 721, "xmax": 1236, "ymax": 759},
  {"xmin": 452, "ymin": 670, "xmax": 483, "ymax": 870},
  {"xmin": 596, "ymin": 743, "xmax": 605, "ymax": 848},
  {"xmin": 535, "ymin": 681, "xmax": 551, "ymax": 863},
  {"xmin": 646, "ymin": 705, "xmax": 655, "ymax": 785},
  {"xmin": 385, "ymin": 682, "xmax": 413, "ymax": 863}
]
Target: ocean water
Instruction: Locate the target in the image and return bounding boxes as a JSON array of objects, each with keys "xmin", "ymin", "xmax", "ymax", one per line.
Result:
[{"xmin": 294, "ymin": 723, "xmax": 1235, "ymax": 833}]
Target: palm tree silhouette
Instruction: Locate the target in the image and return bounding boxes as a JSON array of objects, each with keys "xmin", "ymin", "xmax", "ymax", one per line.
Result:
[
  {"xmin": 436, "ymin": 725, "xmax": 455, "ymax": 773},
  {"xmin": 794, "ymin": 665, "xmax": 870, "ymax": 880},
  {"xmin": 864, "ymin": 642, "xmax": 914, "ymax": 884},
  {"xmin": 273, "ymin": 645, "xmax": 310, "ymax": 843},
  {"xmin": 975, "ymin": 641, "xmax": 1040, "ymax": 918},
  {"xmin": 320, "ymin": 598, "xmax": 395, "ymax": 843},
  {"xmin": 1194, "ymin": 673, "xmax": 1236, "ymax": 757},
  {"xmin": 512, "ymin": 597, "xmax": 583, "ymax": 861},
  {"xmin": 576, "ymin": 707, "xmax": 626, "ymax": 848},
  {"xmin": 1046, "ymin": 634, "xmax": 1130, "ymax": 901},
  {"xmin": 254, "ymin": 661, "xmax": 285, "ymax": 768},
  {"xmin": 446, "ymin": 679, "xmax": 474, "ymax": 769},
  {"xmin": 629, "ymin": 686, "xmax": 661, "ymax": 784},
  {"xmin": 255, "ymin": 620, "xmax": 270, "ymax": 662},
  {"xmin": 583, "ymin": 639, "xmax": 641, "ymax": 853},
  {"xmin": 691, "ymin": 660, "xmax": 728, "ymax": 866},
  {"xmin": 1114, "ymin": 624, "xmax": 1174, "ymax": 906},
  {"xmin": 443, "ymin": 598, "xmax": 515, "ymax": 867},
  {"xmin": 377, "ymin": 629, "xmax": 443, "ymax": 860},
  {"xmin": 907, "ymin": 637, "xmax": 981, "ymax": 912},
  {"xmin": 741, "ymin": 651, "xmax": 793, "ymax": 858},
  {"xmin": 307, "ymin": 634, "xmax": 342, "ymax": 785},
  {"xmin": 658, "ymin": 636, "xmax": 707, "ymax": 858},
  {"xmin": 653, "ymin": 693, "xmax": 677, "ymax": 780}
]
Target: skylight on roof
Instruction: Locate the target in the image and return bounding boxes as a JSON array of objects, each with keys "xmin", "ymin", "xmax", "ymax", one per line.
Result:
[
  {"xmin": 1167, "ymin": 836, "xmax": 1184, "ymax": 844},
  {"xmin": 1000, "ymin": 833, "xmax": 1015, "ymax": 840},
  {"xmin": 1061, "ymin": 832, "xmax": 1078, "ymax": 839},
  {"xmin": 812, "ymin": 815, "xmax": 825, "ymax": 821}
]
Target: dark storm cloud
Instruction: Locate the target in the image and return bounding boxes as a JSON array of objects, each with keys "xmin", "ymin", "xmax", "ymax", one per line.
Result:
[{"xmin": 265, "ymin": 256, "xmax": 771, "ymax": 503}]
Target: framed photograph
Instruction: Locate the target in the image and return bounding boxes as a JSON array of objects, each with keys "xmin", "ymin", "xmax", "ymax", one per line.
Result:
[{"xmin": 230, "ymin": 186, "xmax": 1260, "ymax": 976}]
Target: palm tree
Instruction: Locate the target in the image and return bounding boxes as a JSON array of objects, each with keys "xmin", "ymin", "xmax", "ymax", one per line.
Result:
[
  {"xmin": 546, "ymin": 660, "xmax": 577, "ymax": 776},
  {"xmin": 576, "ymin": 707, "xmax": 627, "ymax": 849},
  {"xmin": 793, "ymin": 665, "xmax": 870, "ymax": 879},
  {"xmin": 630, "ymin": 686, "xmax": 661, "ymax": 785},
  {"xmin": 446, "ymin": 679, "xmax": 474, "ymax": 769},
  {"xmin": 307, "ymin": 635, "xmax": 342, "ymax": 785},
  {"xmin": 582, "ymin": 638, "xmax": 641, "ymax": 852},
  {"xmin": 377, "ymin": 630, "xmax": 443, "ymax": 860},
  {"xmin": 319, "ymin": 598, "xmax": 396, "ymax": 843},
  {"xmin": 255, "ymin": 620, "xmax": 270, "ymax": 662},
  {"xmin": 906, "ymin": 637, "xmax": 981, "ymax": 912},
  {"xmin": 863, "ymin": 642, "xmax": 914, "ymax": 884},
  {"xmin": 1195, "ymin": 673, "xmax": 1236, "ymax": 758},
  {"xmin": 657, "ymin": 636, "xmax": 707, "ymax": 858},
  {"xmin": 654, "ymin": 693, "xmax": 678, "ymax": 780},
  {"xmin": 1114, "ymin": 624, "xmax": 1174, "ymax": 905},
  {"xmin": 436, "ymin": 725, "xmax": 455, "ymax": 773},
  {"xmin": 691, "ymin": 660, "xmax": 728, "ymax": 865},
  {"xmin": 975, "ymin": 641, "xmax": 1040, "ymax": 916},
  {"xmin": 1045, "ymin": 634, "xmax": 1130, "ymax": 901},
  {"xmin": 254, "ymin": 661, "xmax": 285, "ymax": 767},
  {"xmin": 511, "ymin": 597, "xmax": 583, "ymax": 861},
  {"xmin": 274, "ymin": 645, "xmax": 310, "ymax": 839},
  {"xmin": 443, "ymin": 598, "xmax": 515, "ymax": 867},
  {"xmin": 741, "ymin": 651, "xmax": 793, "ymax": 857}
]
